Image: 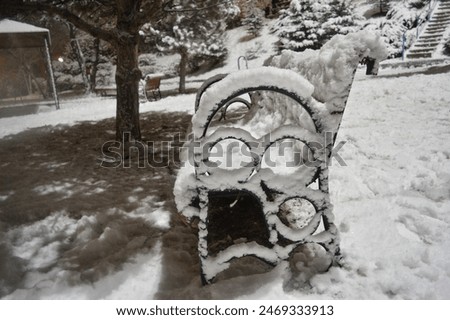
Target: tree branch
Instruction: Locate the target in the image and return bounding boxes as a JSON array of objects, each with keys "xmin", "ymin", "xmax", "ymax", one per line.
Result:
[
  {"xmin": 0, "ymin": 1, "xmax": 118, "ymax": 44},
  {"xmin": 136, "ymin": 0, "xmax": 165, "ymax": 27}
]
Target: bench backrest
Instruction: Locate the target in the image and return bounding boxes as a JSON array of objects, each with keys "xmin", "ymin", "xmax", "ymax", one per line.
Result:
[
  {"xmin": 146, "ymin": 77, "xmax": 161, "ymax": 90},
  {"xmin": 174, "ymin": 30, "xmax": 388, "ymax": 284}
]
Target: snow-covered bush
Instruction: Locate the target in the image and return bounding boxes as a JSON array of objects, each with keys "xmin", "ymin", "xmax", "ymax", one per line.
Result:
[
  {"xmin": 267, "ymin": 30, "xmax": 388, "ymax": 117},
  {"xmin": 53, "ymin": 31, "xmax": 116, "ymax": 91},
  {"xmin": 54, "ymin": 60, "xmax": 85, "ymax": 91},
  {"xmin": 274, "ymin": 0, "xmax": 359, "ymax": 52},
  {"xmin": 242, "ymin": 6, "xmax": 264, "ymax": 37},
  {"xmin": 144, "ymin": 0, "xmax": 239, "ymax": 91},
  {"xmin": 95, "ymin": 62, "xmax": 116, "ymax": 88},
  {"xmin": 245, "ymin": 41, "xmax": 267, "ymax": 60}
]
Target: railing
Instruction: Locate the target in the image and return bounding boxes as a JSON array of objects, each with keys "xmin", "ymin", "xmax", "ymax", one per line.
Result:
[{"xmin": 402, "ymin": 0, "xmax": 440, "ymax": 60}]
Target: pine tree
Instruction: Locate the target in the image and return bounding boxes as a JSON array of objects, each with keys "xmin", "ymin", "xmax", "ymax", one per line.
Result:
[
  {"xmin": 275, "ymin": 0, "xmax": 329, "ymax": 51},
  {"xmin": 321, "ymin": 0, "xmax": 358, "ymax": 42},
  {"xmin": 148, "ymin": 0, "xmax": 238, "ymax": 93},
  {"xmin": 275, "ymin": 0, "xmax": 358, "ymax": 52},
  {"xmin": 241, "ymin": 3, "xmax": 264, "ymax": 37}
]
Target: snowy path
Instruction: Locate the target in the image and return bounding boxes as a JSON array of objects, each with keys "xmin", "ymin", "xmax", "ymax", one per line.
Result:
[
  {"xmin": 318, "ymin": 66, "xmax": 450, "ymax": 299},
  {"xmin": 1, "ymin": 64, "xmax": 450, "ymax": 299}
]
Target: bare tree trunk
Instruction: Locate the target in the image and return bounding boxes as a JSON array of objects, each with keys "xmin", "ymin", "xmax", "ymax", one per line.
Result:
[
  {"xmin": 179, "ymin": 48, "xmax": 188, "ymax": 94},
  {"xmin": 89, "ymin": 37, "xmax": 100, "ymax": 92},
  {"xmin": 115, "ymin": 0, "xmax": 142, "ymax": 142},
  {"xmin": 68, "ymin": 24, "xmax": 90, "ymax": 93}
]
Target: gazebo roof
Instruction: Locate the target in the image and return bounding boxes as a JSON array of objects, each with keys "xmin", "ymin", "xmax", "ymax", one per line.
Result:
[{"xmin": 0, "ymin": 19, "xmax": 51, "ymax": 49}]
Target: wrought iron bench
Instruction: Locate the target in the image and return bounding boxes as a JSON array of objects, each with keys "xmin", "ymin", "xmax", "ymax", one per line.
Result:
[{"xmin": 174, "ymin": 31, "xmax": 387, "ymax": 284}]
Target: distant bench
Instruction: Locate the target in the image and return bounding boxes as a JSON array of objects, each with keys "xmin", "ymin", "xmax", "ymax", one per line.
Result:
[
  {"xmin": 93, "ymin": 76, "xmax": 163, "ymax": 100},
  {"xmin": 93, "ymin": 87, "xmax": 116, "ymax": 97},
  {"xmin": 143, "ymin": 75, "xmax": 162, "ymax": 101}
]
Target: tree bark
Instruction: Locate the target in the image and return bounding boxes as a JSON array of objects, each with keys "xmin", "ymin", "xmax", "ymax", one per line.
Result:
[
  {"xmin": 68, "ymin": 24, "xmax": 90, "ymax": 93},
  {"xmin": 178, "ymin": 48, "xmax": 188, "ymax": 94},
  {"xmin": 89, "ymin": 37, "xmax": 100, "ymax": 92},
  {"xmin": 115, "ymin": 0, "xmax": 143, "ymax": 142}
]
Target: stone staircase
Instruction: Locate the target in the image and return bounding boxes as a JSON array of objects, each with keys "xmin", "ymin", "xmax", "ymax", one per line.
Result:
[{"xmin": 407, "ymin": 0, "xmax": 450, "ymax": 59}]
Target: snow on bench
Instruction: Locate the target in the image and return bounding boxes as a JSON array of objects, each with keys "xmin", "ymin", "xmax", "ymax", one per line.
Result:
[{"xmin": 174, "ymin": 30, "xmax": 388, "ymax": 285}]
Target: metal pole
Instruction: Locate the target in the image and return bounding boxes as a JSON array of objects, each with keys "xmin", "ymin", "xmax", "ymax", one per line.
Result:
[
  {"xmin": 402, "ymin": 33, "xmax": 406, "ymax": 61},
  {"xmin": 44, "ymin": 37, "xmax": 60, "ymax": 110},
  {"xmin": 237, "ymin": 56, "xmax": 248, "ymax": 70}
]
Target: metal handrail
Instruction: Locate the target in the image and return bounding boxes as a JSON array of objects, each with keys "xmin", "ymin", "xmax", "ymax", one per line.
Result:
[
  {"xmin": 237, "ymin": 56, "xmax": 248, "ymax": 70},
  {"xmin": 402, "ymin": 0, "xmax": 440, "ymax": 60}
]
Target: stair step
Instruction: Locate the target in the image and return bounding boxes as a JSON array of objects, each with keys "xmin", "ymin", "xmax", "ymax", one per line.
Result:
[
  {"xmin": 415, "ymin": 40, "xmax": 439, "ymax": 44},
  {"xmin": 426, "ymin": 25, "xmax": 446, "ymax": 30},
  {"xmin": 420, "ymin": 35, "xmax": 443, "ymax": 39},
  {"xmin": 429, "ymin": 19, "xmax": 450, "ymax": 24},
  {"xmin": 427, "ymin": 25, "xmax": 447, "ymax": 29},
  {"xmin": 420, "ymin": 31, "xmax": 443, "ymax": 35},
  {"xmin": 414, "ymin": 44, "xmax": 440, "ymax": 48},
  {"xmin": 415, "ymin": 38, "xmax": 441, "ymax": 41},
  {"xmin": 412, "ymin": 42, "xmax": 439, "ymax": 46},
  {"xmin": 406, "ymin": 53, "xmax": 433, "ymax": 59},
  {"xmin": 409, "ymin": 47, "xmax": 435, "ymax": 52},
  {"xmin": 421, "ymin": 34, "xmax": 444, "ymax": 39},
  {"xmin": 426, "ymin": 28, "xmax": 447, "ymax": 33},
  {"xmin": 428, "ymin": 17, "xmax": 450, "ymax": 26},
  {"xmin": 430, "ymin": 18, "xmax": 450, "ymax": 21},
  {"xmin": 427, "ymin": 26, "xmax": 450, "ymax": 30},
  {"xmin": 414, "ymin": 41, "xmax": 441, "ymax": 46},
  {"xmin": 428, "ymin": 22, "xmax": 450, "ymax": 27},
  {"xmin": 433, "ymin": 13, "xmax": 450, "ymax": 18},
  {"xmin": 410, "ymin": 46, "xmax": 435, "ymax": 50},
  {"xmin": 427, "ymin": 23, "xmax": 448, "ymax": 26},
  {"xmin": 409, "ymin": 50, "xmax": 435, "ymax": 55},
  {"xmin": 414, "ymin": 43, "xmax": 440, "ymax": 47},
  {"xmin": 418, "ymin": 42, "xmax": 441, "ymax": 46}
]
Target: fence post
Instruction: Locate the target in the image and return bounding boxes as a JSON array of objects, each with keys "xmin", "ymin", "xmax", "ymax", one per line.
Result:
[
  {"xmin": 44, "ymin": 38, "xmax": 60, "ymax": 110},
  {"xmin": 402, "ymin": 32, "xmax": 406, "ymax": 61}
]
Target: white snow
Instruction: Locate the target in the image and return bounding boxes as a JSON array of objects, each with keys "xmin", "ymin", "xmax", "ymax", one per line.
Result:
[
  {"xmin": 0, "ymin": 19, "xmax": 49, "ymax": 34},
  {"xmin": 0, "ymin": 95, "xmax": 195, "ymax": 139},
  {"xmin": 269, "ymin": 30, "xmax": 388, "ymax": 115},
  {"xmin": 4, "ymin": 63, "xmax": 449, "ymax": 299},
  {"xmin": 1, "ymin": 18, "xmax": 450, "ymax": 299},
  {"xmin": 191, "ymin": 66, "xmax": 315, "ymax": 138}
]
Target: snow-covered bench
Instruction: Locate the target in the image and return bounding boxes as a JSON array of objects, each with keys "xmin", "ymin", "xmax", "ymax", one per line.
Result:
[
  {"xmin": 174, "ymin": 31, "xmax": 388, "ymax": 284},
  {"xmin": 94, "ymin": 86, "xmax": 116, "ymax": 97},
  {"xmin": 143, "ymin": 74, "xmax": 162, "ymax": 101}
]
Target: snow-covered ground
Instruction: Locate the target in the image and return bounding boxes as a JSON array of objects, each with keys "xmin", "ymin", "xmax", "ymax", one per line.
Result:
[
  {"xmin": 1, "ymin": 15, "xmax": 450, "ymax": 299},
  {"xmin": 0, "ymin": 94, "xmax": 195, "ymax": 139},
  {"xmin": 1, "ymin": 61, "xmax": 449, "ymax": 299}
]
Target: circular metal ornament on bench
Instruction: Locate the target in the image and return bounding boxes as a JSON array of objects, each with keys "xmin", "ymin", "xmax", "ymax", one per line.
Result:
[{"xmin": 178, "ymin": 67, "xmax": 340, "ymax": 284}]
